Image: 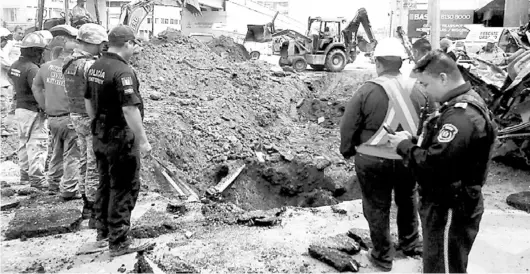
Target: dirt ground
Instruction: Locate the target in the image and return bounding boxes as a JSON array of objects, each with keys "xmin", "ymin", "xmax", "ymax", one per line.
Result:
[{"xmin": 1, "ymin": 35, "xmax": 529, "ymax": 273}]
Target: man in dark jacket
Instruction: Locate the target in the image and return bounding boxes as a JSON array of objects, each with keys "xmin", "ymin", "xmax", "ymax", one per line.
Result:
[
  {"xmin": 9, "ymin": 31, "xmax": 51, "ymax": 189},
  {"xmin": 340, "ymin": 38, "xmax": 433, "ymax": 272},
  {"xmin": 388, "ymin": 51, "xmax": 496, "ymax": 273}
]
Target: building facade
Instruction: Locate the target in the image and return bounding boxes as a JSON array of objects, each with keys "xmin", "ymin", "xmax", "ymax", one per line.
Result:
[
  {"xmin": 106, "ymin": 0, "xmax": 182, "ymax": 40},
  {"xmin": 252, "ymin": 0, "xmax": 289, "ymax": 15},
  {"xmin": 1, "ymin": 0, "xmax": 76, "ymax": 30}
]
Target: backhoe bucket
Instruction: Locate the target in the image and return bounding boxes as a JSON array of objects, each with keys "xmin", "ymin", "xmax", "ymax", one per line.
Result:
[{"xmin": 245, "ymin": 24, "xmax": 273, "ymax": 42}]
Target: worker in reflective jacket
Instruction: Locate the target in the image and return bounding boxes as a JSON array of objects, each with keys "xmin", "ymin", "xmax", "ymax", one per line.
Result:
[
  {"xmin": 340, "ymin": 38, "xmax": 434, "ymax": 272},
  {"xmin": 388, "ymin": 51, "xmax": 497, "ymax": 273}
]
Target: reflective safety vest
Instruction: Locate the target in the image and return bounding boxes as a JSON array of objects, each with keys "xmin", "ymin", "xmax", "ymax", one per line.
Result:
[{"xmin": 356, "ymin": 74, "xmax": 419, "ymax": 159}]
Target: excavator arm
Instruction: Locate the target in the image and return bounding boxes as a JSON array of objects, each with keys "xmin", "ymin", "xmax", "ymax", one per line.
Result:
[{"xmin": 342, "ymin": 8, "xmax": 377, "ymax": 56}]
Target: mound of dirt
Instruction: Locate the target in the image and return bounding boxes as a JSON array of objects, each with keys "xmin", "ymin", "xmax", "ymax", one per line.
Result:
[
  {"xmin": 207, "ymin": 35, "xmax": 250, "ymax": 62},
  {"xmin": 132, "ymin": 32, "xmax": 315, "ymax": 198}
]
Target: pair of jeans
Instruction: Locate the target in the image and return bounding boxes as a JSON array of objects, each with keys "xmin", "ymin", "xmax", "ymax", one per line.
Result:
[
  {"xmin": 14, "ymin": 108, "xmax": 48, "ymax": 187},
  {"xmin": 354, "ymin": 152, "xmax": 420, "ymax": 268}
]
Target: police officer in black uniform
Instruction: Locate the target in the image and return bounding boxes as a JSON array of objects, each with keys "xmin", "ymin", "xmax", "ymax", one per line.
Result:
[
  {"xmin": 388, "ymin": 51, "xmax": 497, "ymax": 273},
  {"xmin": 84, "ymin": 25, "xmax": 151, "ymax": 257}
]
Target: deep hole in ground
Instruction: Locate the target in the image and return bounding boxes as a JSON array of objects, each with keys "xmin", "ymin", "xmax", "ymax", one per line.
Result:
[
  {"xmin": 297, "ymin": 98, "xmax": 346, "ymax": 129},
  {"xmin": 221, "ymin": 161, "xmax": 361, "ymax": 211}
]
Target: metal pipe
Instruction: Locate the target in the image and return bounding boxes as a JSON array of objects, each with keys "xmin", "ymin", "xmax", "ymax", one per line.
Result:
[
  {"xmin": 37, "ymin": 0, "xmax": 46, "ymax": 30},
  {"xmin": 64, "ymin": 0, "xmax": 70, "ymax": 26}
]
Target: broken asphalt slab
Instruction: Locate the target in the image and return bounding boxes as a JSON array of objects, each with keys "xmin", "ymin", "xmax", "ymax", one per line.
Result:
[
  {"xmin": 130, "ymin": 208, "xmax": 182, "ymax": 238},
  {"xmin": 311, "ymin": 233, "xmax": 361, "ymax": 255},
  {"xmin": 1, "ymin": 199, "xmax": 20, "ymax": 211},
  {"xmin": 308, "ymin": 245, "xmax": 360, "ymax": 272},
  {"xmin": 5, "ymin": 207, "xmax": 82, "ymax": 240},
  {"xmin": 506, "ymin": 191, "xmax": 530, "ymax": 213}
]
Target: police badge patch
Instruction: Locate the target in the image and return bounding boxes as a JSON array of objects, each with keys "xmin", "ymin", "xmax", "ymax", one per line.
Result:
[
  {"xmin": 121, "ymin": 77, "xmax": 133, "ymax": 86},
  {"xmin": 437, "ymin": 124, "xmax": 458, "ymax": 143}
]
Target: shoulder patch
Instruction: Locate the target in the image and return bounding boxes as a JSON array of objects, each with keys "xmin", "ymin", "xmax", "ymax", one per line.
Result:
[
  {"xmin": 121, "ymin": 76, "xmax": 133, "ymax": 86},
  {"xmin": 454, "ymin": 102, "xmax": 468, "ymax": 109},
  {"xmin": 437, "ymin": 124, "xmax": 459, "ymax": 143},
  {"xmin": 124, "ymin": 88, "xmax": 134, "ymax": 95}
]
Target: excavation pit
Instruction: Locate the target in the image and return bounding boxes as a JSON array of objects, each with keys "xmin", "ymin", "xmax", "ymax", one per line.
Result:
[
  {"xmin": 297, "ymin": 98, "xmax": 346, "ymax": 129},
  {"xmin": 220, "ymin": 161, "xmax": 361, "ymax": 211}
]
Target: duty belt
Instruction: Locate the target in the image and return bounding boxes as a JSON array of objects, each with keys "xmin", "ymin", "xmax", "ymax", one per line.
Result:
[{"xmin": 47, "ymin": 113, "xmax": 70, "ymax": 118}]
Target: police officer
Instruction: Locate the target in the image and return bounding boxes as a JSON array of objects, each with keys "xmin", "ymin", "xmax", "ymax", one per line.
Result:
[
  {"xmin": 388, "ymin": 51, "xmax": 496, "ymax": 273},
  {"xmin": 32, "ymin": 26, "xmax": 81, "ymax": 199},
  {"xmin": 85, "ymin": 25, "xmax": 151, "ymax": 257},
  {"xmin": 340, "ymin": 38, "xmax": 432, "ymax": 272},
  {"xmin": 412, "ymin": 38, "xmax": 431, "ymax": 63},
  {"xmin": 62, "ymin": 23, "xmax": 107, "ymax": 226},
  {"xmin": 9, "ymin": 31, "xmax": 52, "ymax": 190}
]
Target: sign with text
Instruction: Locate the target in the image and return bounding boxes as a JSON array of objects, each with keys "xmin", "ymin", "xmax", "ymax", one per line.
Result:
[{"xmin": 408, "ymin": 9, "xmax": 474, "ymax": 38}]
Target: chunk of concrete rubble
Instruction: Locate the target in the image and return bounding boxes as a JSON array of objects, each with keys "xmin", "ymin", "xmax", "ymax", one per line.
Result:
[
  {"xmin": 506, "ymin": 191, "xmax": 530, "ymax": 213},
  {"xmin": 166, "ymin": 201, "xmax": 188, "ymax": 215},
  {"xmin": 308, "ymin": 245, "xmax": 360, "ymax": 272},
  {"xmin": 152, "ymin": 254, "xmax": 198, "ymax": 273},
  {"xmin": 1, "ymin": 187, "xmax": 16, "ymax": 197},
  {"xmin": 1, "ymin": 181, "xmax": 11, "ymax": 188},
  {"xmin": 17, "ymin": 187, "xmax": 40, "ymax": 196},
  {"xmin": 312, "ymin": 234, "xmax": 361, "ymax": 255},
  {"xmin": 149, "ymin": 92, "xmax": 163, "ymax": 101},
  {"xmin": 21, "ymin": 261, "xmax": 45, "ymax": 273},
  {"xmin": 130, "ymin": 209, "xmax": 181, "ymax": 238},
  {"xmin": 317, "ymin": 117, "xmax": 325, "ymax": 124},
  {"xmin": 5, "ymin": 208, "xmax": 82, "ymax": 240},
  {"xmin": 237, "ymin": 207, "xmax": 285, "ymax": 227},
  {"xmin": 1, "ymin": 199, "xmax": 20, "ymax": 211}
]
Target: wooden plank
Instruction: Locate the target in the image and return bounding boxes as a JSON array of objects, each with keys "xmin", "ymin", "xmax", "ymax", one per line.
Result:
[
  {"xmin": 161, "ymin": 170, "xmax": 185, "ymax": 196},
  {"xmin": 214, "ymin": 164, "xmax": 246, "ymax": 194}
]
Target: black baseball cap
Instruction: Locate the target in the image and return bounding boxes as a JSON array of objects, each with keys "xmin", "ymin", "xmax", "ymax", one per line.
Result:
[{"xmin": 108, "ymin": 25, "xmax": 141, "ymax": 45}]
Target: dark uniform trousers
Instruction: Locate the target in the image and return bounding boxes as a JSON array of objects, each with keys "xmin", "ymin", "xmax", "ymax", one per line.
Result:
[
  {"xmin": 355, "ymin": 153, "xmax": 420, "ymax": 266},
  {"xmin": 93, "ymin": 127, "xmax": 140, "ymax": 247},
  {"xmin": 420, "ymin": 187, "xmax": 484, "ymax": 273},
  {"xmin": 396, "ymin": 85, "xmax": 495, "ymax": 273}
]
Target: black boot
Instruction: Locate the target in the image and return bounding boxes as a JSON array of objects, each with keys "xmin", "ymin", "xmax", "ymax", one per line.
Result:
[{"xmin": 82, "ymin": 195, "xmax": 93, "ymax": 220}]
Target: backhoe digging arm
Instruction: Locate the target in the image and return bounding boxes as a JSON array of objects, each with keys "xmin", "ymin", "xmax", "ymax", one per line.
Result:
[{"xmin": 342, "ymin": 8, "xmax": 377, "ymax": 61}]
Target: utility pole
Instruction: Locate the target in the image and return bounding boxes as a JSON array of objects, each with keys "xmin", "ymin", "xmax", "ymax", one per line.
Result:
[
  {"xmin": 504, "ymin": 0, "xmax": 529, "ymax": 27},
  {"xmin": 151, "ymin": 3, "xmax": 155, "ymax": 38},
  {"xmin": 64, "ymin": 0, "xmax": 70, "ymax": 26},
  {"xmin": 427, "ymin": 0, "xmax": 440, "ymax": 49},
  {"xmin": 36, "ymin": 0, "xmax": 46, "ymax": 30}
]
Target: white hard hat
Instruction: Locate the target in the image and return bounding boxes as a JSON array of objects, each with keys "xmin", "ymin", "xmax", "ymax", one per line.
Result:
[
  {"xmin": 20, "ymin": 30, "xmax": 53, "ymax": 49},
  {"xmin": 373, "ymin": 37, "xmax": 406, "ymax": 58},
  {"xmin": 0, "ymin": 27, "xmax": 10, "ymax": 38},
  {"xmin": 486, "ymin": 36, "xmax": 496, "ymax": 43}
]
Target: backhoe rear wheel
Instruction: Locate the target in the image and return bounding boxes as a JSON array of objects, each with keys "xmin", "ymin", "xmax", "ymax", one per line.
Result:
[
  {"xmin": 293, "ymin": 58, "xmax": 307, "ymax": 72},
  {"xmin": 325, "ymin": 49, "xmax": 347, "ymax": 72}
]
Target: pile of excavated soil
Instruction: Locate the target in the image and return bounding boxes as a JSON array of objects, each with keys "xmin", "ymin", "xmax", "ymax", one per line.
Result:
[
  {"xmin": 132, "ymin": 33, "xmax": 324, "ymax": 200},
  {"xmin": 207, "ymin": 35, "xmax": 250, "ymax": 62}
]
